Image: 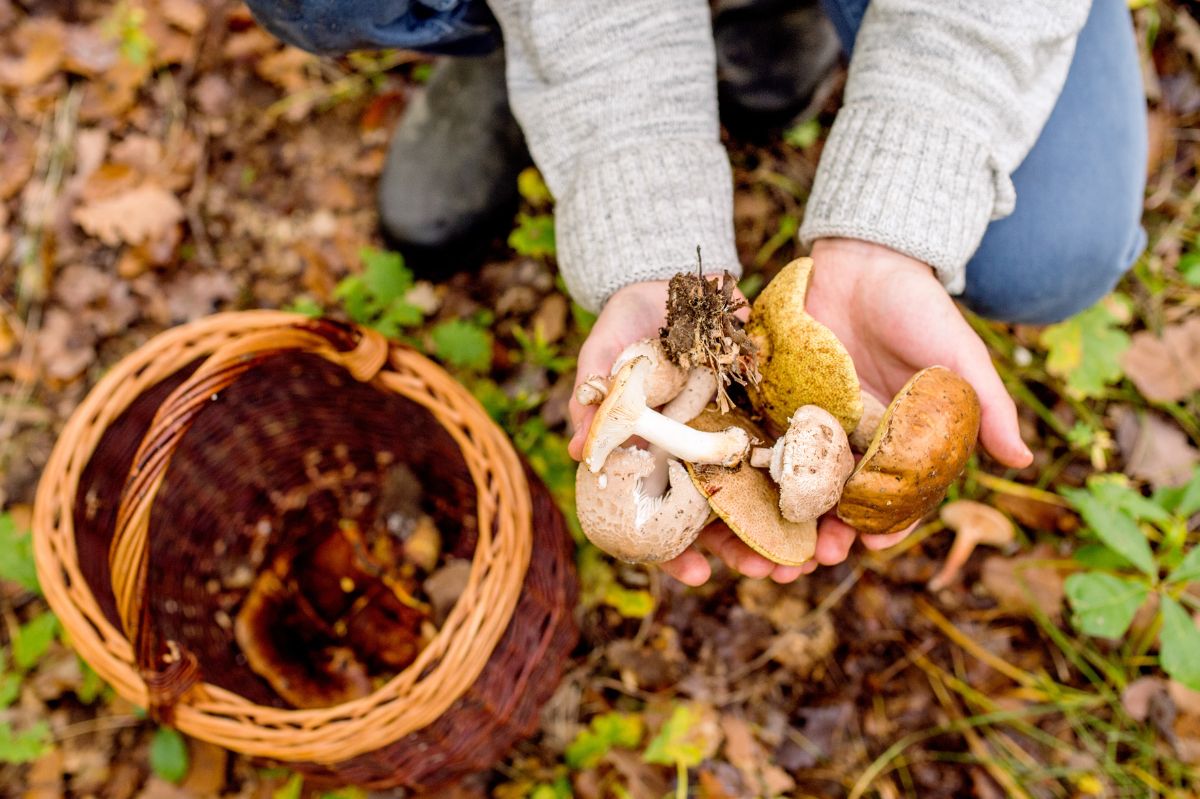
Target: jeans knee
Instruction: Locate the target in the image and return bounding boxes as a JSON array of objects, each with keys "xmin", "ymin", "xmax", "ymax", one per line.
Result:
[{"xmin": 960, "ymin": 218, "xmax": 1145, "ymax": 325}]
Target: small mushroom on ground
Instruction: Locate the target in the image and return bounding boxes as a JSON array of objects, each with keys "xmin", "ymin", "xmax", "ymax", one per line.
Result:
[
  {"xmin": 837, "ymin": 366, "xmax": 981, "ymax": 535},
  {"xmin": 745, "ymin": 258, "xmax": 862, "ymax": 436},
  {"xmin": 749, "ymin": 405, "xmax": 854, "ymax": 523},
  {"xmin": 927, "ymin": 499, "xmax": 1016, "ymax": 591},
  {"xmin": 687, "ymin": 408, "xmax": 817, "ymax": 565},
  {"xmin": 583, "ymin": 356, "xmax": 751, "ymax": 473},
  {"xmin": 575, "ymin": 446, "xmax": 712, "ymax": 563},
  {"xmin": 849, "ymin": 390, "xmax": 886, "ymax": 453}
]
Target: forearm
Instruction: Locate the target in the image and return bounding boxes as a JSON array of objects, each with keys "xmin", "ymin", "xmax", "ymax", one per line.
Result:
[
  {"xmin": 800, "ymin": 0, "xmax": 1092, "ymax": 292},
  {"xmin": 486, "ymin": 0, "xmax": 739, "ymax": 312}
]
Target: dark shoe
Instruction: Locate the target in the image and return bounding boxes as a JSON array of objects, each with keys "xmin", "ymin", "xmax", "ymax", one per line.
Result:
[
  {"xmin": 378, "ymin": 50, "xmax": 530, "ymax": 279},
  {"xmin": 714, "ymin": 0, "xmax": 841, "ymax": 135}
]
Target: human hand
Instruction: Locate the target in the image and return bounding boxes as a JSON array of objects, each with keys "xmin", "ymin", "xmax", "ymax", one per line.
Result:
[
  {"xmin": 801, "ymin": 238, "xmax": 1034, "ymax": 566},
  {"xmin": 567, "ymin": 279, "xmax": 809, "ymax": 586}
]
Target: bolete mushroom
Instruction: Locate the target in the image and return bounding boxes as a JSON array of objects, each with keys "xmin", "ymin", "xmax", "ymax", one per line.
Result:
[
  {"xmin": 687, "ymin": 408, "xmax": 817, "ymax": 566},
  {"xmin": 749, "ymin": 405, "xmax": 854, "ymax": 523},
  {"xmin": 745, "ymin": 258, "xmax": 862, "ymax": 436},
  {"xmin": 837, "ymin": 366, "xmax": 981, "ymax": 535},
  {"xmin": 583, "ymin": 356, "xmax": 751, "ymax": 473},
  {"xmin": 575, "ymin": 446, "xmax": 712, "ymax": 562}
]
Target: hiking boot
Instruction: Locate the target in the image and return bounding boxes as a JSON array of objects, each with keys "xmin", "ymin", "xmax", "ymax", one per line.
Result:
[
  {"xmin": 714, "ymin": 0, "xmax": 841, "ymax": 134},
  {"xmin": 378, "ymin": 50, "xmax": 529, "ymax": 279}
]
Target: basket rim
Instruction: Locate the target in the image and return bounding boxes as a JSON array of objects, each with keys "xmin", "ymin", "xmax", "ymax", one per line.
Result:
[{"xmin": 32, "ymin": 310, "xmax": 534, "ymax": 763}]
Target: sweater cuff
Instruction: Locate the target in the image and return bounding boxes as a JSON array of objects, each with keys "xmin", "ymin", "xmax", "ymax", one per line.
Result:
[
  {"xmin": 799, "ymin": 105, "xmax": 1015, "ymax": 295},
  {"xmin": 557, "ymin": 140, "xmax": 740, "ymax": 313}
]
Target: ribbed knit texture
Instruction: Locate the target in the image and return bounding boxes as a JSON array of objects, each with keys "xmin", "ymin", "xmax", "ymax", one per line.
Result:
[{"xmin": 488, "ymin": 0, "xmax": 1091, "ymax": 308}]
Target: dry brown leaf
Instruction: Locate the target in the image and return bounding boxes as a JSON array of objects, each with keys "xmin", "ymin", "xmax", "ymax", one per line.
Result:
[
  {"xmin": 1121, "ymin": 676, "xmax": 1168, "ymax": 722},
  {"xmin": 63, "ymin": 24, "xmax": 117, "ymax": 76},
  {"xmin": 164, "ymin": 270, "xmax": 236, "ymax": 322},
  {"xmin": 24, "ymin": 747, "xmax": 64, "ymax": 799},
  {"xmin": 0, "ymin": 124, "xmax": 35, "ymax": 201},
  {"xmin": 1116, "ymin": 408, "xmax": 1199, "ymax": 488},
  {"xmin": 1121, "ymin": 317, "xmax": 1200, "ymax": 402},
  {"xmin": 256, "ymin": 46, "xmax": 316, "ymax": 92},
  {"xmin": 979, "ymin": 545, "xmax": 1065, "ymax": 621},
  {"xmin": 991, "ymin": 492, "xmax": 1078, "ymax": 533},
  {"xmin": 161, "ymin": 0, "xmax": 207, "ymax": 33},
  {"xmin": 0, "ymin": 17, "xmax": 64, "ymax": 88},
  {"xmin": 179, "ymin": 739, "xmax": 226, "ymax": 795},
  {"xmin": 720, "ymin": 715, "xmax": 796, "ymax": 797},
  {"xmin": 78, "ymin": 57, "xmax": 151, "ymax": 122},
  {"xmin": 36, "ymin": 307, "xmax": 96, "ymax": 381},
  {"xmin": 72, "ymin": 183, "xmax": 184, "ymax": 247}
]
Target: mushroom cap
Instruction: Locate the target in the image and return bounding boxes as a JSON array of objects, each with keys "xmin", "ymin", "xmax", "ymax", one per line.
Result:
[
  {"xmin": 686, "ymin": 408, "xmax": 816, "ymax": 565},
  {"xmin": 660, "ymin": 367, "xmax": 718, "ymax": 423},
  {"xmin": 575, "ymin": 446, "xmax": 711, "ymax": 563},
  {"xmin": 927, "ymin": 499, "xmax": 1016, "ymax": 591},
  {"xmin": 849, "ymin": 390, "xmax": 886, "ymax": 453},
  {"xmin": 837, "ymin": 366, "xmax": 981, "ymax": 535},
  {"xmin": 612, "ymin": 338, "xmax": 688, "ymax": 407},
  {"xmin": 771, "ymin": 405, "xmax": 854, "ymax": 523},
  {"xmin": 745, "ymin": 258, "xmax": 862, "ymax": 437},
  {"xmin": 583, "ymin": 356, "xmax": 651, "ymax": 472}
]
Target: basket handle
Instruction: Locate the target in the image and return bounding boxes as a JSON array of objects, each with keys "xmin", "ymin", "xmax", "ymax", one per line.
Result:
[{"xmin": 108, "ymin": 318, "xmax": 388, "ymax": 716}]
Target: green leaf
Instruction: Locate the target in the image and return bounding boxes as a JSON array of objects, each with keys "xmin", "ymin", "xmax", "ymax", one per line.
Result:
[
  {"xmin": 643, "ymin": 704, "xmax": 712, "ymax": 768},
  {"xmin": 149, "ymin": 727, "xmax": 189, "ymax": 784},
  {"xmin": 12, "ymin": 613, "xmax": 59, "ymax": 672},
  {"xmin": 75, "ymin": 658, "xmax": 107, "ymax": 705},
  {"xmin": 0, "ymin": 721, "xmax": 51, "ymax": 764},
  {"xmin": 517, "ymin": 167, "xmax": 553, "ymax": 207},
  {"xmin": 603, "ymin": 585, "xmax": 655, "ymax": 619},
  {"xmin": 1179, "ymin": 251, "xmax": 1200, "ymax": 287},
  {"xmin": 528, "ymin": 779, "xmax": 572, "ymax": 799},
  {"xmin": 0, "ymin": 513, "xmax": 41, "ymax": 594},
  {"xmin": 783, "ymin": 118, "xmax": 821, "ymax": 149},
  {"xmin": 1156, "ymin": 465, "xmax": 1200, "ymax": 518},
  {"xmin": 319, "ymin": 788, "xmax": 367, "ymax": 799},
  {"xmin": 509, "ymin": 213, "xmax": 556, "ymax": 258},
  {"xmin": 0, "ymin": 671, "xmax": 20, "ymax": 709},
  {"xmin": 272, "ymin": 773, "xmax": 304, "ymax": 799},
  {"xmin": 1062, "ymin": 487, "xmax": 1156, "ymax": 576},
  {"xmin": 1072, "ymin": 543, "xmax": 1134, "ymax": 571},
  {"xmin": 430, "ymin": 319, "xmax": 493, "ymax": 372},
  {"xmin": 359, "ymin": 247, "xmax": 412, "ymax": 307},
  {"xmin": 1168, "ymin": 547, "xmax": 1200, "ymax": 585},
  {"xmin": 1086, "ymin": 477, "xmax": 1173, "ymax": 525},
  {"xmin": 1160, "ymin": 595, "xmax": 1200, "ymax": 690},
  {"xmin": 566, "ymin": 712, "xmax": 645, "ymax": 769},
  {"xmin": 1065, "ymin": 572, "xmax": 1149, "ymax": 639},
  {"xmin": 1039, "ymin": 303, "xmax": 1131, "ymax": 399},
  {"xmin": 283, "ymin": 297, "xmax": 323, "ymax": 318}
]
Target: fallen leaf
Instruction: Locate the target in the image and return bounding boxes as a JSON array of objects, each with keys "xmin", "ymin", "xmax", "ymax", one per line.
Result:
[
  {"xmin": 164, "ymin": 270, "xmax": 236, "ymax": 323},
  {"xmin": 72, "ymin": 183, "xmax": 184, "ymax": 247},
  {"xmin": 256, "ymin": 46, "xmax": 315, "ymax": 92},
  {"xmin": 979, "ymin": 545, "xmax": 1065, "ymax": 621},
  {"xmin": 63, "ymin": 24, "xmax": 117, "ymax": 76},
  {"xmin": 720, "ymin": 715, "xmax": 796, "ymax": 797},
  {"xmin": 770, "ymin": 613, "xmax": 836, "ymax": 676},
  {"xmin": 605, "ymin": 749, "xmax": 672, "ymax": 799},
  {"xmin": 161, "ymin": 0, "xmax": 206, "ymax": 33},
  {"xmin": 1116, "ymin": 409, "xmax": 1199, "ymax": 489},
  {"xmin": 1040, "ymin": 301, "xmax": 1131, "ymax": 399},
  {"xmin": 179, "ymin": 739, "xmax": 226, "ymax": 795},
  {"xmin": 23, "ymin": 746, "xmax": 64, "ymax": 799},
  {"xmin": 1121, "ymin": 676, "xmax": 1168, "ymax": 722},
  {"xmin": 991, "ymin": 492, "xmax": 1078, "ymax": 533},
  {"xmin": 1121, "ymin": 317, "xmax": 1200, "ymax": 402},
  {"xmin": 36, "ymin": 308, "xmax": 96, "ymax": 381},
  {"xmin": 0, "ymin": 17, "xmax": 65, "ymax": 88},
  {"xmin": 0, "ymin": 125, "xmax": 35, "ymax": 201}
]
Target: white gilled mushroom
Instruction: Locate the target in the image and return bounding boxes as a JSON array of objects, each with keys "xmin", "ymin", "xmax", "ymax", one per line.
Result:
[
  {"xmin": 610, "ymin": 338, "xmax": 688, "ymax": 407},
  {"xmin": 583, "ymin": 357, "xmax": 751, "ymax": 473},
  {"xmin": 749, "ymin": 405, "xmax": 854, "ymax": 523},
  {"xmin": 575, "ymin": 375, "xmax": 609, "ymax": 406},
  {"xmin": 849, "ymin": 391, "xmax": 886, "ymax": 453},
  {"xmin": 575, "ymin": 446, "xmax": 712, "ymax": 562}
]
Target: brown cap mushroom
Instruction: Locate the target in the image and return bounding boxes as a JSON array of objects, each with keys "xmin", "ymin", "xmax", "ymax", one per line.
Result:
[
  {"xmin": 687, "ymin": 408, "xmax": 817, "ymax": 566},
  {"xmin": 745, "ymin": 258, "xmax": 863, "ymax": 436},
  {"xmin": 749, "ymin": 405, "xmax": 854, "ymax": 523},
  {"xmin": 575, "ymin": 446, "xmax": 712, "ymax": 562},
  {"xmin": 583, "ymin": 356, "xmax": 751, "ymax": 473},
  {"xmin": 926, "ymin": 500, "xmax": 1015, "ymax": 591},
  {"xmin": 837, "ymin": 366, "xmax": 981, "ymax": 535}
]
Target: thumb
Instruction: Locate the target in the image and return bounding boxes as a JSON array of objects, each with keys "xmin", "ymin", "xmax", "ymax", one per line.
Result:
[{"xmin": 953, "ymin": 348, "xmax": 1032, "ymax": 470}]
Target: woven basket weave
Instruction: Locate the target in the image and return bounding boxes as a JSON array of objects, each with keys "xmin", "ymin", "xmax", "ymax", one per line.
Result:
[{"xmin": 33, "ymin": 311, "xmax": 578, "ymax": 788}]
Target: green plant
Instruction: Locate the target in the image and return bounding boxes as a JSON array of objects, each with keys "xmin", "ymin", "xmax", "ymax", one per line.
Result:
[
  {"xmin": 565, "ymin": 712, "xmax": 645, "ymax": 769},
  {"xmin": 334, "ymin": 247, "xmax": 426, "ymax": 337},
  {"xmin": 0, "ymin": 721, "xmax": 51, "ymax": 764},
  {"xmin": 578, "ymin": 546, "xmax": 655, "ymax": 619},
  {"xmin": 1039, "ymin": 297, "xmax": 1132, "ymax": 399},
  {"xmin": 512, "ymin": 325, "xmax": 574, "ymax": 375},
  {"xmin": 1064, "ymin": 468, "xmax": 1200, "ymax": 689},
  {"xmin": 643, "ymin": 704, "xmax": 718, "ymax": 799},
  {"xmin": 509, "ymin": 213, "xmax": 556, "ymax": 258},
  {"xmin": 149, "ymin": 727, "xmax": 190, "ymax": 784},
  {"xmin": 429, "ymin": 317, "xmax": 494, "ymax": 373},
  {"xmin": 0, "ymin": 512, "xmax": 39, "ymax": 595}
]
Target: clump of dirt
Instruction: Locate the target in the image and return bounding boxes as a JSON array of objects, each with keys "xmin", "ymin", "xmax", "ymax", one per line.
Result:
[{"xmin": 659, "ymin": 250, "xmax": 761, "ymax": 411}]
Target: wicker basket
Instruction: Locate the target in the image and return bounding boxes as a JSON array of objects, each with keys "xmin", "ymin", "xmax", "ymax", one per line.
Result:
[{"xmin": 32, "ymin": 311, "xmax": 579, "ymax": 789}]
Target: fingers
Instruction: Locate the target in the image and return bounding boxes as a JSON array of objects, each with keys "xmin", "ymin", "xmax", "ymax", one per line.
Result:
[
  {"xmin": 860, "ymin": 519, "xmax": 919, "ymax": 551},
  {"xmin": 658, "ymin": 546, "xmax": 712, "ymax": 586},
  {"xmin": 953, "ymin": 344, "xmax": 1034, "ymax": 470},
  {"xmin": 815, "ymin": 516, "xmax": 857, "ymax": 565}
]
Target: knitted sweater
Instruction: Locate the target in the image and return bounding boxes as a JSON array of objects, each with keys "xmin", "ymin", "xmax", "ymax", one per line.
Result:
[{"xmin": 486, "ymin": 0, "xmax": 1092, "ymax": 312}]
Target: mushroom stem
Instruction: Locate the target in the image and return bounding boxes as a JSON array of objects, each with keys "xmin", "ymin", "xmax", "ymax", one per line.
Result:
[
  {"xmin": 629, "ymin": 410, "xmax": 750, "ymax": 469},
  {"xmin": 749, "ymin": 447, "xmax": 773, "ymax": 469},
  {"xmin": 575, "ymin": 375, "xmax": 609, "ymax": 406}
]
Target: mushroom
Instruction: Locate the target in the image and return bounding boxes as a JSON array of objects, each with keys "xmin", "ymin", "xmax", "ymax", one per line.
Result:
[
  {"xmin": 583, "ymin": 356, "xmax": 751, "ymax": 473},
  {"xmin": 687, "ymin": 408, "xmax": 817, "ymax": 566},
  {"xmin": 575, "ymin": 446, "xmax": 712, "ymax": 562},
  {"xmin": 610, "ymin": 337, "xmax": 688, "ymax": 407},
  {"xmin": 745, "ymin": 258, "xmax": 863, "ymax": 437},
  {"xmin": 926, "ymin": 500, "xmax": 1015, "ymax": 591},
  {"xmin": 749, "ymin": 405, "xmax": 854, "ymax": 523},
  {"xmin": 837, "ymin": 366, "xmax": 981, "ymax": 535},
  {"xmin": 575, "ymin": 374, "xmax": 609, "ymax": 406},
  {"xmin": 849, "ymin": 390, "xmax": 886, "ymax": 453}
]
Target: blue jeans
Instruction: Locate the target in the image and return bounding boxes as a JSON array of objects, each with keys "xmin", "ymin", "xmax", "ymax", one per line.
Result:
[
  {"xmin": 822, "ymin": 0, "xmax": 1147, "ymax": 323},
  {"xmin": 249, "ymin": 0, "xmax": 1147, "ymax": 325}
]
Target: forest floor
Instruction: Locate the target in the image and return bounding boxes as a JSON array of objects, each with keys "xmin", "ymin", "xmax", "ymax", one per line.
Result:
[{"xmin": 1, "ymin": 1, "xmax": 1200, "ymax": 798}]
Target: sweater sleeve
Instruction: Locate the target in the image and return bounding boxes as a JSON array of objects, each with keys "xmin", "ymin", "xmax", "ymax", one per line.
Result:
[
  {"xmin": 799, "ymin": 1, "xmax": 1093, "ymax": 293},
  {"xmin": 486, "ymin": 0, "xmax": 739, "ymax": 313}
]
